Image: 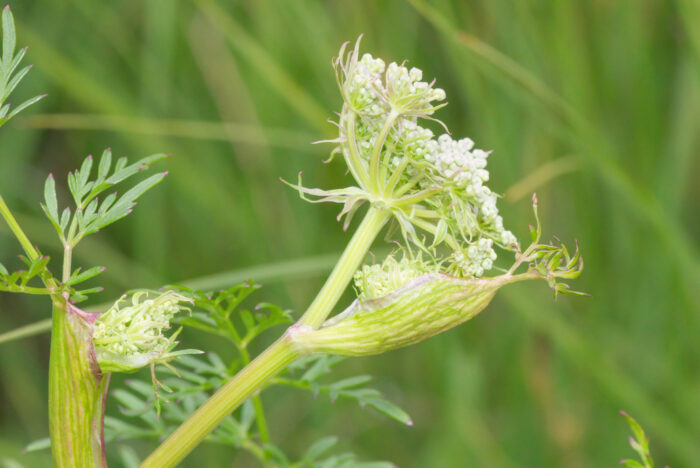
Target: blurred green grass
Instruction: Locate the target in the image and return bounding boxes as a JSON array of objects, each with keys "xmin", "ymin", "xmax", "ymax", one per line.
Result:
[{"xmin": 0, "ymin": 0, "xmax": 698, "ymax": 466}]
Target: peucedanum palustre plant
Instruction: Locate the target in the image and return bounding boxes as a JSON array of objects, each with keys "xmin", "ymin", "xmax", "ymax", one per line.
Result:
[
  {"xmin": 0, "ymin": 10, "xmax": 586, "ymax": 467},
  {"xmin": 140, "ymin": 38, "xmax": 584, "ymax": 467}
]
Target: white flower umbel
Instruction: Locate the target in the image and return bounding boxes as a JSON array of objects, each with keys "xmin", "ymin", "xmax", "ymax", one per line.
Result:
[
  {"xmin": 93, "ymin": 290, "xmax": 195, "ymax": 373},
  {"xmin": 292, "ymin": 38, "xmax": 518, "ymax": 280}
]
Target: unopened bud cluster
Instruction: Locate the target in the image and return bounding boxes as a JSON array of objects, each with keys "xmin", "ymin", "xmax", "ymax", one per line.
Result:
[
  {"xmin": 354, "ymin": 255, "xmax": 435, "ymax": 300},
  {"xmin": 93, "ymin": 290, "xmax": 192, "ymax": 373}
]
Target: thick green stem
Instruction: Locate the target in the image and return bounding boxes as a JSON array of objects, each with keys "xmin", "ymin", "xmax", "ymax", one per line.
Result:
[
  {"xmin": 238, "ymin": 345, "xmax": 270, "ymax": 444},
  {"xmin": 141, "ymin": 337, "xmax": 300, "ymax": 468},
  {"xmin": 48, "ymin": 300, "xmax": 108, "ymax": 468},
  {"xmin": 299, "ymin": 206, "xmax": 390, "ymax": 328}
]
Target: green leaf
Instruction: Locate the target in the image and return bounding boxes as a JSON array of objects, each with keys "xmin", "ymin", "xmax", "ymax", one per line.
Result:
[
  {"xmin": 105, "ymin": 153, "xmax": 169, "ymax": 185},
  {"xmin": 99, "ymin": 192, "xmax": 117, "ymax": 214},
  {"xmin": 59, "ymin": 207, "xmax": 71, "ymax": 232},
  {"xmin": 4, "ymin": 39, "xmax": 24, "ymax": 76},
  {"xmin": 622, "ymin": 411, "xmax": 648, "ymax": 452},
  {"xmin": 23, "ymin": 437, "xmax": 51, "ymax": 453},
  {"xmin": 118, "ymin": 172, "xmax": 167, "ymax": 205},
  {"xmin": 303, "ymin": 436, "xmax": 339, "ymax": 462},
  {"xmin": 43, "ymin": 174, "xmax": 59, "ymax": 222},
  {"xmin": 328, "ymin": 375, "xmax": 373, "ymax": 391},
  {"xmin": 95, "ymin": 172, "xmax": 166, "ymax": 230},
  {"xmin": 620, "ymin": 411, "xmax": 657, "ymax": 468},
  {"xmin": 2, "ymin": 6, "xmax": 15, "ymax": 68},
  {"xmin": 362, "ymin": 396, "xmax": 412, "ymax": 426},
  {"xmin": 66, "ymin": 265, "xmax": 105, "ymax": 286},
  {"xmin": 239, "ymin": 399, "xmax": 255, "ymax": 433},
  {"xmin": 97, "ymin": 148, "xmax": 112, "ymax": 180},
  {"xmin": 117, "ymin": 446, "xmax": 141, "ymax": 468},
  {"xmin": 6, "ymin": 94, "xmax": 45, "ymax": 118},
  {"xmin": 301, "ymin": 355, "xmax": 345, "ymax": 382},
  {"xmin": 77, "ymin": 155, "xmax": 94, "ymax": 198},
  {"xmin": 2, "ymin": 63, "xmax": 31, "ymax": 100},
  {"xmin": 25, "ymin": 256, "xmax": 50, "ymax": 282},
  {"xmin": 262, "ymin": 443, "xmax": 290, "ymax": 464}
]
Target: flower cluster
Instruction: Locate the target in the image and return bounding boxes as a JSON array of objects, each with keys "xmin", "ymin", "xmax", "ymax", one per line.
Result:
[
  {"xmin": 424, "ymin": 134, "xmax": 519, "ymax": 250},
  {"xmin": 338, "ymin": 40, "xmax": 446, "ymax": 117},
  {"xmin": 293, "ymin": 39, "xmax": 523, "ymax": 280},
  {"xmin": 354, "ymin": 255, "xmax": 434, "ymax": 300},
  {"xmin": 93, "ymin": 290, "xmax": 193, "ymax": 373},
  {"xmin": 344, "ymin": 53, "xmax": 387, "ymax": 115},
  {"xmin": 453, "ymin": 238, "xmax": 498, "ymax": 278},
  {"xmin": 426, "ymin": 135, "xmax": 489, "ymax": 190}
]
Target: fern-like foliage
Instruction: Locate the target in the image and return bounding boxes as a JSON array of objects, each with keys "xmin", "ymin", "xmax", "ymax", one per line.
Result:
[
  {"xmin": 104, "ymin": 282, "xmax": 402, "ymax": 466},
  {"xmin": 0, "ymin": 253, "xmax": 51, "ymax": 295},
  {"xmin": 0, "ymin": 5, "xmax": 45, "ymax": 127},
  {"xmin": 39, "ymin": 150, "xmax": 167, "ymax": 301},
  {"xmin": 42, "ymin": 149, "xmax": 168, "ymax": 248},
  {"xmin": 620, "ymin": 411, "xmax": 668, "ymax": 468}
]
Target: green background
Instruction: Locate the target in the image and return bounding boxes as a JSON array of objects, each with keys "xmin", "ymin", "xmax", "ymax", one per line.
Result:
[{"xmin": 0, "ymin": 0, "xmax": 698, "ymax": 466}]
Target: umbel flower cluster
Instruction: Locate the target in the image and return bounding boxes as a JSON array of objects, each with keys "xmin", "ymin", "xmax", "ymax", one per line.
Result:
[
  {"xmin": 296, "ymin": 38, "xmax": 518, "ymax": 281},
  {"xmin": 93, "ymin": 290, "xmax": 194, "ymax": 373},
  {"xmin": 290, "ymin": 39, "xmax": 583, "ymax": 356}
]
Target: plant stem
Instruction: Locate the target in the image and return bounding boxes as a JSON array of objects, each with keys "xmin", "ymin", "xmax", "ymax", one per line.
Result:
[
  {"xmin": 369, "ymin": 111, "xmax": 397, "ymax": 193},
  {"xmin": 0, "ymin": 194, "xmax": 58, "ymax": 291},
  {"xmin": 298, "ymin": 206, "xmax": 390, "ymax": 328},
  {"xmin": 251, "ymin": 397, "xmax": 270, "ymax": 443},
  {"xmin": 0, "ymin": 285, "xmax": 54, "ymax": 295},
  {"xmin": 141, "ymin": 337, "xmax": 300, "ymax": 468},
  {"xmin": 344, "ymin": 111, "xmax": 370, "ymax": 189},
  {"xmin": 0, "ymin": 194, "xmax": 40, "ymax": 261},
  {"xmin": 63, "ymin": 245, "xmax": 72, "ymax": 283},
  {"xmin": 239, "ymin": 345, "xmax": 270, "ymax": 444},
  {"xmin": 48, "ymin": 300, "xmax": 108, "ymax": 468}
]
